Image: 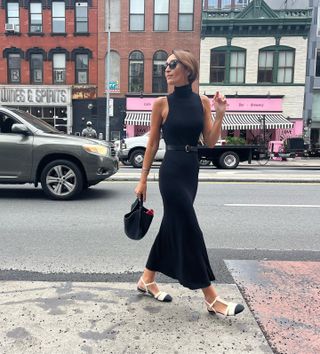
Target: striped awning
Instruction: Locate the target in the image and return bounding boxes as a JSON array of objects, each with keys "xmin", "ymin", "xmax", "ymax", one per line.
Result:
[{"xmin": 124, "ymin": 111, "xmax": 293, "ymax": 130}]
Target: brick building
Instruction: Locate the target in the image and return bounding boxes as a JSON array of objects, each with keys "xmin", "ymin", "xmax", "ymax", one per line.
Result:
[
  {"xmin": 97, "ymin": 0, "xmax": 203, "ymax": 140},
  {"xmin": 0, "ymin": 0, "xmax": 98, "ymax": 135}
]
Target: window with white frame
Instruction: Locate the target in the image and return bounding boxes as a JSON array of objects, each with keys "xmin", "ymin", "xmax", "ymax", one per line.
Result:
[
  {"xmin": 7, "ymin": 2, "xmax": 20, "ymax": 32},
  {"xmin": 277, "ymin": 51, "xmax": 294, "ymax": 83},
  {"xmin": 75, "ymin": 54, "xmax": 89, "ymax": 84},
  {"xmin": 8, "ymin": 54, "xmax": 21, "ymax": 83},
  {"xmin": 105, "ymin": 0, "xmax": 120, "ymax": 32},
  {"xmin": 221, "ymin": 0, "xmax": 231, "ymax": 9},
  {"xmin": 178, "ymin": 0, "xmax": 193, "ymax": 31},
  {"xmin": 154, "ymin": 0, "xmax": 169, "ymax": 31},
  {"xmin": 53, "ymin": 54, "xmax": 66, "ymax": 84},
  {"xmin": 234, "ymin": 0, "xmax": 250, "ymax": 8},
  {"xmin": 30, "ymin": 54, "xmax": 43, "ymax": 84},
  {"xmin": 230, "ymin": 51, "xmax": 245, "ymax": 83},
  {"xmin": 207, "ymin": 0, "xmax": 218, "ymax": 8},
  {"xmin": 30, "ymin": 2, "xmax": 42, "ymax": 32},
  {"xmin": 130, "ymin": 0, "xmax": 145, "ymax": 31},
  {"xmin": 75, "ymin": 2, "xmax": 88, "ymax": 33},
  {"xmin": 52, "ymin": 2, "xmax": 65, "ymax": 33}
]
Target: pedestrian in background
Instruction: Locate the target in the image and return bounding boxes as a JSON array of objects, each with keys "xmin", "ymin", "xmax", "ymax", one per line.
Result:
[
  {"xmin": 134, "ymin": 49, "xmax": 244, "ymax": 317},
  {"xmin": 82, "ymin": 121, "xmax": 97, "ymax": 138}
]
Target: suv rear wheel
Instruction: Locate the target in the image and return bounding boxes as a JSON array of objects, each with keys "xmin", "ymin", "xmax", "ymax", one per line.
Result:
[
  {"xmin": 129, "ymin": 149, "xmax": 145, "ymax": 168},
  {"xmin": 40, "ymin": 159, "xmax": 83, "ymax": 200}
]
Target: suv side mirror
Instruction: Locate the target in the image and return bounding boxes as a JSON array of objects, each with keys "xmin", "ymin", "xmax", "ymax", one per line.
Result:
[{"xmin": 11, "ymin": 123, "xmax": 30, "ymax": 135}]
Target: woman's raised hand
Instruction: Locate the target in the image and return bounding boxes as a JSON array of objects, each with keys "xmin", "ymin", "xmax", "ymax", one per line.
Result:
[{"xmin": 213, "ymin": 91, "xmax": 227, "ymax": 118}]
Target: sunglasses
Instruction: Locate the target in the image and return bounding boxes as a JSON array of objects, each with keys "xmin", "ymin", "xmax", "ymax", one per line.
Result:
[{"xmin": 163, "ymin": 60, "xmax": 180, "ymax": 70}]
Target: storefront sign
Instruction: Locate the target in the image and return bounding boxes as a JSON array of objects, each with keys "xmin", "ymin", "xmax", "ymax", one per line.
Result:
[
  {"xmin": 0, "ymin": 86, "xmax": 71, "ymax": 105},
  {"xmin": 72, "ymin": 85, "xmax": 97, "ymax": 99},
  {"xmin": 127, "ymin": 97, "xmax": 283, "ymax": 112}
]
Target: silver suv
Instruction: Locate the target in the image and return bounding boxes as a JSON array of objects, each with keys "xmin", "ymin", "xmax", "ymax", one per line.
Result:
[{"xmin": 0, "ymin": 107, "xmax": 118, "ymax": 200}]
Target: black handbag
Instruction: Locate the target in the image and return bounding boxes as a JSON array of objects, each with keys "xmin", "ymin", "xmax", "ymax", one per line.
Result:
[{"xmin": 124, "ymin": 197, "xmax": 154, "ymax": 240}]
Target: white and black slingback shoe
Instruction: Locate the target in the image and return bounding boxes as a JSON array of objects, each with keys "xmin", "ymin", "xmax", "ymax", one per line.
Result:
[
  {"xmin": 205, "ymin": 296, "xmax": 244, "ymax": 317},
  {"xmin": 137, "ymin": 277, "xmax": 172, "ymax": 302}
]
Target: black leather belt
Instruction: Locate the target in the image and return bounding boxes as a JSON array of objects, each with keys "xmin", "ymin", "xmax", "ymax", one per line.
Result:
[{"xmin": 166, "ymin": 145, "xmax": 198, "ymax": 153}]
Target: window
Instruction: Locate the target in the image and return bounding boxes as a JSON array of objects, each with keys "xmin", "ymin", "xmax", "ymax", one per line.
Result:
[
  {"xmin": 258, "ymin": 51, "xmax": 274, "ymax": 83},
  {"xmin": 75, "ymin": 54, "xmax": 88, "ymax": 84},
  {"xmin": 75, "ymin": 2, "xmax": 88, "ymax": 33},
  {"xmin": 234, "ymin": 0, "xmax": 249, "ymax": 8},
  {"xmin": 106, "ymin": 51, "xmax": 120, "ymax": 92},
  {"xmin": 316, "ymin": 50, "xmax": 320, "ymax": 77},
  {"xmin": 230, "ymin": 51, "xmax": 245, "ymax": 83},
  {"xmin": 129, "ymin": 51, "xmax": 144, "ymax": 92},
  {"xmin": 7, "ymin": 2, "xmax": 20, "ymax": 32},
  {"xmin": 152, "ymin": 50, "xmax": 167, "ymax": 93},
  {"xmin": 178, "ymin": 0, "xmax": 193, "ymax": 31},
  {"xmin": 221, "ymin": 0, "xmax": 231, "ymax": 8},
  {"xmin": 8, "ymin": 54, "xmax": 21, "ymax": 83},
  {"xmin": 210, "ymin": 50, "xmax": 226, "ymax": 83},
  {"xmin": 258, "ymin": 47, "xmax": 294, "ymax": 84},
  {"xmin": 52, "ymin": 2, "xmax": 65, "ymax": 33},
  {"xmin": 130, "ymin": 0, "xmax": 144, "ymax": 31},
  {"xmin": 53, "ymin": 53, "xmax": 66, "ymax": 84},
  {"xmin": 30, "ymin": 54, "xmax": 43, "ymax": 84},
  {"xmin": 207, "ymin": 0, "xmax": 218, "ymax": 8},
  {"xmin": 210, "ymin": 47, "xmax": 246, "ymax": 83},
  {"xmin": 30, "ymin": 2, "xmax": 42, "ymax": 32},
  {"xmin": 105, "ymin": 0, "xmax": 120, "ymax": 32},
  {"xmin": 277, "ymin": 51, "xmax": 294, "ymax": 83},
  {"xmin": 154, "ymin": 0, "xmax": 169, "ymax": 31}
]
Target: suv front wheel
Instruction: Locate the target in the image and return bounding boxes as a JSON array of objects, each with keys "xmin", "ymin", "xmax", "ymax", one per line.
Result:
[{"xmin": 40, "ymin": 159, "xmax": 83, "ymax": 200}]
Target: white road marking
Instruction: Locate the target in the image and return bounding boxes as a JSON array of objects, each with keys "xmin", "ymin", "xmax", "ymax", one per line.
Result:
[{"xmin": 225, "ymin": 204, "xmax": 320, "ymax": 208}]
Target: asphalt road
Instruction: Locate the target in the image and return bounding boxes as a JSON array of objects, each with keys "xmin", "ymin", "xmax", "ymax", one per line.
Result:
[{"xmin": 0, "ymin": 181, "xmax": 319, "ymax": 283}]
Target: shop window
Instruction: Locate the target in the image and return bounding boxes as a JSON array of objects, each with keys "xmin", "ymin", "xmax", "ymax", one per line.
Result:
[
  {"xmin": 8, "ymin": 54, "xmax": 21, "ymax": 83},
  {"xmin": 30, "ymin": 2, "xmax": 42, "ymax": 33},
  {"xmin": 75, "ymin": 54, "xmax": 88, "ymax": 84},
  {"xmin": 129, "ymin": 0, "xmax": 145, "ymax": 31},
  {"xmin": 210, "ymin": 46, "xmax": 246, "ymax": 84},
  {"xmin": 128, "ymin": 51, "xmax": 144, "ymax": 92},
  {"xmin": 258, "ymin": 46, "xmax": 295, "ymax": 84},
  {"xmin": 152, "ymin": 50, "xmax": 167, "ymax": 93},
  {"xmin": 75, "ymin": 2, "xmax": 88, "ymax": 33},
  {"xmin": 30, "ymin": 54, "xmax": 43, "ymax": 84},
  {"xmin": 178, "ymin": 0, "xmax": 193, "ymax": 31},
  {"xmin": 6, "ymin": 2, "xmax": 20, "ymax": 32},
  {"xmin": 105, "ymin": 51, "xmax": 120, "ymax": 93},
  {"xmin": 154, "ymin": 0, "xmax": 169, "ymax": 31},
  {"xmin": 31, "ymin": 106, "xmax": 43, "ymax": 117},
  {"xmin": 52, "ymin": 1, "xmax": 65, "ymax": 33},
  {"xmin": 53, "ymin": 53, "xmax": 66, "ymax": 84}
]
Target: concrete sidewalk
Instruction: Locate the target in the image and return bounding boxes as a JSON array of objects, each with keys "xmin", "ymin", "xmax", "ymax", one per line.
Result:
[{"xmin": 0, "ymin": 281, "xmax": 272, "ymax": 354}]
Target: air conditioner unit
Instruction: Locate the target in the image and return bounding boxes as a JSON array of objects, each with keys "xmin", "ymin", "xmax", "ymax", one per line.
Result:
[{"xmin": 5, "ymin": 23, "xmax": 15, "ymax": 31}]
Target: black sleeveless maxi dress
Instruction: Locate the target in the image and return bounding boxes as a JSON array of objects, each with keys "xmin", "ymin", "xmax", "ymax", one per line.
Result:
[{"xmin": 146, "ymin": 84, "xmax": 215, "ymax": 290}]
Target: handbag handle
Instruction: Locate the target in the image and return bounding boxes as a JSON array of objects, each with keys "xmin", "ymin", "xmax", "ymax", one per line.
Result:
[{"xmin": 139, "ymin": 195, "xmax": 144, "ymax": 207}]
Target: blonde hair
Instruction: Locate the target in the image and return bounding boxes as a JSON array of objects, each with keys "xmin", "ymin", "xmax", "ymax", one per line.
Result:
[{"xmin": 172, "ymin": 49, "xmax": 199, "ymax": 84}]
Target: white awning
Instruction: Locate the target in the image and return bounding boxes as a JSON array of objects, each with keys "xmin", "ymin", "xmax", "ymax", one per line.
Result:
[{"xmin": 124, "ymin": 111, "xmax": 293, "ymax": 130}]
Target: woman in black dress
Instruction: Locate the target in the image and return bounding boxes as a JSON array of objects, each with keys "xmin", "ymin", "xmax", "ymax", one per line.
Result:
[{"xmin": 134, "ymin": 49, "xmax": 244, "ymax": 317}]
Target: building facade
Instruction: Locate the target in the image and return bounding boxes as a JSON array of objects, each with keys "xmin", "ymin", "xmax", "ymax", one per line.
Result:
[
  {"xmin": 304, "ymin": 0, "xmax": 320, "ymax": 149},
  {"xmin": 97, "ymin": 0, "xmax": 203, "ymax": 139},
  {"xmin": 200, "ymin": 0, "xmax": 312, "ymax": 145},
  {"xmin": 0, "ymin": 0, "xmax": 98, "ymax": 135}
]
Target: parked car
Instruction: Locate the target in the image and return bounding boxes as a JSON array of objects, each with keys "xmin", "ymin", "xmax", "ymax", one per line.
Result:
[{"xmin": 0, "ymin": 106, "xmax": 118, "ymax": 200}]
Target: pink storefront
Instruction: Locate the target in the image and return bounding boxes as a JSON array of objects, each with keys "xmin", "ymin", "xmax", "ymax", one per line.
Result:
[{"xmin": 124, "ymin": 96, "xmax": 302, "ymax": 143}]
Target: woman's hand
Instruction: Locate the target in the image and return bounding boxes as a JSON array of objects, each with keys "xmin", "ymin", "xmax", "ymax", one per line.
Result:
[
  {"xmin": 135, "ymin": 181, "xmax": 147, "ymax": 202},
  {"xmin": 213, "ymin": 91, "xmax": 227, "ymax": 118}
]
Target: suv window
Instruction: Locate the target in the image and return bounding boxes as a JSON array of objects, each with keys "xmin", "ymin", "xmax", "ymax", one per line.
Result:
[
  {"xmin": 0, "ymin": 113, "xmax": 18, "ymax": 134},
  {"xmin": 11, "ymin": 109, "xmax": 59, "ymax": 134}
]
